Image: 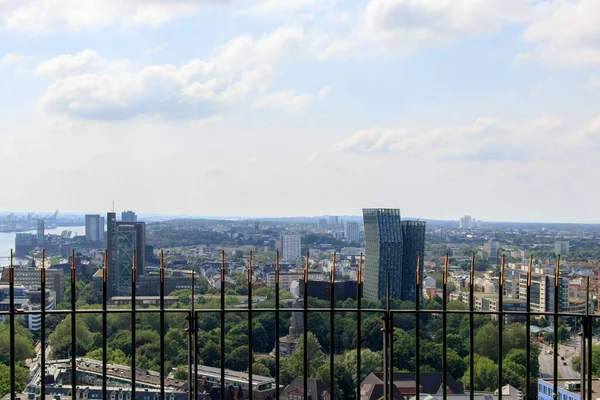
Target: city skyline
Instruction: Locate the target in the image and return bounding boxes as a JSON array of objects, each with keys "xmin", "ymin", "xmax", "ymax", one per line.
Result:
[{"xmin": 0, "ymin": 1, "xmax": 599, "ymax": 223}]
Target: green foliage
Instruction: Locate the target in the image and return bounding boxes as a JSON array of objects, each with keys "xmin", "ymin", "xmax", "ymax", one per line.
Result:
[
  {"xmin": 251, "ymin": 362, "xmax": 272, "ymax": 377},
  {"xmin": 0, "ymin": 363, "xmax": 29, "ymax": 397},
  {"xmin": 85, "ymin": 348, "xmax": 129, "ymax": 365},
  {"xmin": 0, "ymin": 319, "xmax": 35, "ymax": 364},
  {"xmin": 462, "ymin": 355, "xmax": 498, "ymax": 391},
  {"xmin": 342, "ymin": 349, "xmax": 383, "ymax": 385}
]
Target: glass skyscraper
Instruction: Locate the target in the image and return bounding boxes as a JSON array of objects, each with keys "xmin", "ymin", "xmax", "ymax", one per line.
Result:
[{"xmin": 362, "ymin": 208, "xmax": 425, "ymax": 301}]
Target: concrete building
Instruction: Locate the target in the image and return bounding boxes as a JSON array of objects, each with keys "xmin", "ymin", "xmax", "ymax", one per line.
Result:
[
  {"xmin": 328, "ymin": 216, "xmax": 338, "ymax": 226},
  {"xmin": 459, "ymin": 215, "xmax": 473, "ymax": 229},
  {"xmin": 15, "ymin": 233, "xmax": 36, "ymax": 257},
  {"xmin": 107, "ymin": 212, "xmax": 146, "ymax": 297},
  {"xmin": 85, "ymin": 214, "xmax": 104, "ymax": 242},
  {"xmin": 265, "ymin": 271, "xmax": 324, "ymax": 290},
  {"xmin": 362, "ymin": 208, "xmax": 425, "ymax": 301},
  {"xmin": 121, "ymin": 210, "xmax": 137, "ymax": 222},
  {"xmin": 483, "ymin": 241, "xmax": 500, "ymax": 262},
  {"xmin": 0, "ymin": 285, "xmax": 56, "ymax": 331},
  {"xmin": 538, "ymin": 379, "xmax": 600, "ymax": 400},
  {"xmin": 282, "ymin": 235, "xmax": 301, "ymax": 261},
  {"xmin": 318, "ymin": 218, "xmax": 328, "ymax": 229},
  {"xmin": 0, "ymin": 266, "xmax": 64, "ymax": 302},
  {"xmin": 37, "ymin": 219, "xmax": 45, "ymax": 248},
  {"xmin": 555, "ymin": 241, "xmax": 570, "ymax": 256},
  {"xmin": 344, "ymin": 221, "xmax": 360, "ymax": 243}
]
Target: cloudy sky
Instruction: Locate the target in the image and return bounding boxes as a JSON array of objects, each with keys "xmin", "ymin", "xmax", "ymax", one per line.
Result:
[{"xmin": 0, "ymin": 0, "xmax": 599, "ymax": 223}]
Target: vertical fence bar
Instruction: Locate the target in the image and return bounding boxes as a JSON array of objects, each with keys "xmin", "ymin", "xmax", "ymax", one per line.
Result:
[
  {"xmin": 71, "ymin": 249, "xmax": 77, "ymax": 398},
  {"xmin": 304, "ymin": 251, "xmax": 309, "ymax": 400},
  {"xmin": 442, "ymin": 255, "xmax": 448, "ymax": 400},
  {"xmin": 330, "ymin": 252, "xmax": 336, "ymax": 400},
  {"xmin": 384, "ymin": 272, "xmax": 390, "ymax": 400},
  {"xmin": 9, "ymin": 249, "xmax": 15, "ymax": 400},
  {"xmin": 220, "ymin": 250, "xmax": 226, "ymax": 400},
  {"xmin": 193, "ymin": 269, "xmax": 198, "ymax": 400},
  {"xmin": 40, "ymin": 249, "xmax": 46, "ymax": 399},
  {"xmin": 356, "ymin": 253, "xmax": 363, "ymax": 400},
  {"xmin": 586, "ymin": 276, "xmax": 592, "ymax": 400},
  {"xmin": 553, "ymin": 255, "xmax": 560, "ymax": 400},
  {"xmin": 498, "ymin": 255, "xmax": 505, "ymax": 400},
  {"xmin": 525, "ymin": 256, "xmax": 532, "ymax": 400},
  {"xmin": 160, "ymin": 250, "xmax": 165, "ymax": 400},
  {"xmin": 103, "ymin": 251, "xmax": 108, "ymax": 399},
  {"xmin": 469, "ymin": 254, "xmax": 475, "ymax": 399},
  {"xmin": 248, "ymin": 251, "xmax": 253, "ymax": 400},
  {"xmin": 415, "ymin": 254, "xmax": 421, "ymax": 400},
  {"xmin": 131, "ymin": 250, "xmax": 137, "ymax": 400},
  {"xmin": 275, "ymin": 250, "xmax": 281, "ymax": 400}
]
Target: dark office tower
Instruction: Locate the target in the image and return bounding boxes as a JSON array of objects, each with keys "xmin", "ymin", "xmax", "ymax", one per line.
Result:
[
  {"xmin": 37, "ymin": 219, "xmax": 45, "ymax": 248},
  {"xmin": 362, "ymin": 209, "xmax": 425, "ymax": 301},
  {"xmin": 121, "ymin": 210, "xmax": 137, "ymax": 222},
  {"xmin": 107, "ymin": 211, "xmax": 146, "ymax": 296}
]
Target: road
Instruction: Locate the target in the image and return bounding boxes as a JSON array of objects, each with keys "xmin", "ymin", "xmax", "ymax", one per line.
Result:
[{"xmin": 539, "ymin": 337, "xmax": 581, "ymax": 380}]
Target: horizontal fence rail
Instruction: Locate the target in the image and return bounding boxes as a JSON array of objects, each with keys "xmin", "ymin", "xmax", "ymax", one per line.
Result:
[{"xmin": 1, "ymin": 249, "xmax": 598, "ymax": 400}]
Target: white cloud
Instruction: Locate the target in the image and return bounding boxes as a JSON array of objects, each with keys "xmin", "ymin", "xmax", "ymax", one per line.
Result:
[
  {"xmin": 321, "ymin": 0, "xmax": 530, "ymax": 59},
  {"xmin": 334, "ymin": 116, "xmax": 562, "ymax": 161},
  {"xmin": 251, "ymin": 85, "xmax": 329, "ymax": 111},
  {"xmin": 35, "ymin": 49, "xmax": 105, "ymax": 78},
  {"xmin": 523, "ymin": 0, "xmax": 600, "ymax": 66},
  {"xmin": 35, "ymin": 28, "xmax": 325, "ymax": 119},
  {"xmin": 243, "ymin": 0, "xmax": 327, "ymax": 16},
  {"xmin": 334, "ymin": 127, "xmax": 406, "ymax": 153},
  {"xmin": 0, "ymin": 0, "xmax": 232, "ymax": 33}
]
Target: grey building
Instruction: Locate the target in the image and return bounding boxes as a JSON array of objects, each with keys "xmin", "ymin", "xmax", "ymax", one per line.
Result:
[
  {"xmin": 554, "ymin": 241, "xmax": 570, "ymax": 256},
  {"xmin": 107, "ymin": 212, "xmax": 146, "ymax": 296},
  {"xmin": 36, "ymin": 219, "xmax": 45, "ymax": 248},
  {"xmin": 362, "ymin": 208, "xmax": 425, "ymax": 301},
  {"xmin": 344, "ymin": 221, "xmax": 360, "ymax": 243},
  {"xmin": 85, "ymin": 214, "xmax": 104, "ymax": 242},
  {"xmin": 121, "ymin": 210, "xmax": 137, "ymax": 222}
]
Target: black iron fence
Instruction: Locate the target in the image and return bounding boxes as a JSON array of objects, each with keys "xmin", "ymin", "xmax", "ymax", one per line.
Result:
[{"xmin": 1, "ymin": 250, "xmax": 597, "ymax": 400}]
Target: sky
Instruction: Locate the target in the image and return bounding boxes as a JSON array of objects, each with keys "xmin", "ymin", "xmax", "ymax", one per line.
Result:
[{"xmin": 0, "ymin": 0, "xmax": 599, "ymax": 223}]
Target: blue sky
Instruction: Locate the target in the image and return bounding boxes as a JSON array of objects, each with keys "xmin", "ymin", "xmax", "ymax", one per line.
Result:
[{"xmin": 0, "ymin": 0, "xmax": 599, "ymax": 223}]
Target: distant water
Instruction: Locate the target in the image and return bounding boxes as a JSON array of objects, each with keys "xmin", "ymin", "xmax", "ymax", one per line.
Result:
[{"xmin": 0, "ymin": 226, "xmax": 84, "ymax": 267}]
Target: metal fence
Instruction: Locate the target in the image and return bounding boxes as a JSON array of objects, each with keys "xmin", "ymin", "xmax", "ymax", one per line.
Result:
[{"xmin": 1, "ymin": 250, "xmax": 597, "ymax": 400}]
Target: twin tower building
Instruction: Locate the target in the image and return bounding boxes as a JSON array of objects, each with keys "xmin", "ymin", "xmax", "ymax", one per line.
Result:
[{"xmin": 362, "ymin": 209, "xmax": 426, "ymax": 302}]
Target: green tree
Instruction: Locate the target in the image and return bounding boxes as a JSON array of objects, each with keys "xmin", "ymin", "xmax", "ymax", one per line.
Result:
[
  {"xmin": 0, "ymin": 320, "xmax": 35, "ymax": 363},
  {"xmin": 285, "ymin": 333, "xmax": 325, "ymax": 379},
  {"xmin": 199, "ymin": 341, "xmax": 221, "ymax": 367},
  {"xmin": 462, "ymin": 355, "xmax": 498, "ymax": 391},
  {"xmin": 85, "ymin": 348, "xmax": 129, "ymax": 365},
  {"xmin": 251, "ymin": 362, "xmax": 272, "ymax": 377},
  {"xmin": 504, "ymin": 348, "xmax": 540, "ymax": 378},
  {"xmin": 342, "ymin": 349, "xmax": 383, "ymax": 385},
  {"xmin": 502, "ymin": 361, "xmax": 526, "ymax": 390},
  {"xmin": 474, "ymin": 324, "xmax": 499, "ymax": 362},
  {"xmin": 316, "ymin": 362, "xmax": 354, "ymax": 400},
  {"xmin": 226, "ymin": 345, "xmax": 250, "ymax": 371},
  {"xmin": 0, "ymin": 363, "xmax": 29, "ymax": 397}
]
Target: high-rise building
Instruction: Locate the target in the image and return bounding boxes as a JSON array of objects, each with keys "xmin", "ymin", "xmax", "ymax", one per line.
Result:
[
  {"xmin": 483, "ymin": 241, "xmax": 500, "ymax": 262},
  {"xmin": 15, "ymin": 233, "xmax": 36, "ymax": 257},
  {"xmin": 121, "ymin": 210, "xmax": 137, "ymax": 222},
  {"xmin": 554, "ymin": 241, "xmax": 570, "ymax": 256},
  {"xmin": 85, "ymin": 214, "xmax": 104, "ymax": 242},
  {"xmin": 328, "ymin": 216, "xmax": 338, "ymax": 226},
  {"xmin": 459, "ymin": 215, "xmax": 473, "ymax": 229},
  {"xmin": 344, "ymin": 221, "xmax": 360, "ymax": 243},
  {"xmin": 318, "ymin": 219, "xmax": 328, "ymax": 229},
  {"xmin": 282, "ymin": 235, "xmax": 301, "ymax": 260},
  {"xmin": 362, "ymin": 209, "xmax": 425, "ymax": 301},
  {"xmin": 37, "ymin": 219, "xmax": 45, "ymax": 248},
  {"xmin": 107, "ymin": 212, "xmax": 146, "ymax": 296}
]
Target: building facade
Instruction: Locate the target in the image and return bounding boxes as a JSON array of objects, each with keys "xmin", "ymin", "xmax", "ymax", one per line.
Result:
[
  {"xmin": 555, "ymin": 241, "xmax": 570, "ymax": 256},
  {"xmin": 37, "ymin": 219, "xmax": 45, "ymax": 248},
  {"xmin": 121, "ymin": 210, "xmax": 137, "ymax": 222},
  {"xmin": 85, "ymin": 214, "xmax": 104, "ymax": 242},
  {"xmin": 107, "ymin": 212, "xmax": 146, "ymax": 296},
  {"xmin": 362, "ymin": 209, "xmax": 425, "ymax": 301},
  {"xmin": 282, "ymin": 235, "xmax": 301, "ymax": 261},
  {"xmin": 344, "ymin": 221, "xmax": 360, "ymax": 243}
]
